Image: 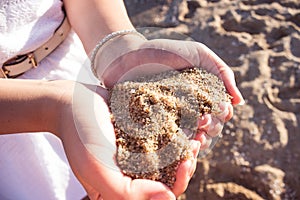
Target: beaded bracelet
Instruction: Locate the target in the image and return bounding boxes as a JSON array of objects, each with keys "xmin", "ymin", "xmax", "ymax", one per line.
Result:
[{"xmin": 90, "ymin": 29, "xmax": 146, "ymax": 82}]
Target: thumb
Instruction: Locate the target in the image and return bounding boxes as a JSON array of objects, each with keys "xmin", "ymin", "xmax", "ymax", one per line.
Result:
[
  {"xmin": 71, "ymin": 131, "xmax": 176, "ymax": 200},
  {"xmin": 81, "ymin": 180, "xmax": 102, "ymax": 200},
  {"xmin": 83, "ymin": 157, "xmax": 176, "ymax": 200},
  {"xmin": 127, "ymin": 179, "xmax": 176, "ymax": 200},
  {"xmin": 91, "ymin": 158, "xmax": 176, "ymax": 200},
  {"xmin": 195, "ymin": 43, "xmax": 245, "ymax": 105}
]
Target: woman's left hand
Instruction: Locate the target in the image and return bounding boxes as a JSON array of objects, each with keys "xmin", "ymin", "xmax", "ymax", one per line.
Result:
[{"xmin": 93, "ymin": 35, "xmax": 244, "ymax": 149}]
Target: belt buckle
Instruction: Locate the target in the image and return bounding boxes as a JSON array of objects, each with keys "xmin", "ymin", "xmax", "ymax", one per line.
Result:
[
  {"xmin": 0, "ymin": 66, "xmax": 9, "ymax": 78},
  {"xmin": 1, "ymin": 55, "xmax": 28, "ymax": 78},
  {"xmin": 1, "ymin": 52, "xmax": 37, "ymax": 78},
  {"xmin": 28, "ymin": 52, "xmax": 38, "ymax": 68}
]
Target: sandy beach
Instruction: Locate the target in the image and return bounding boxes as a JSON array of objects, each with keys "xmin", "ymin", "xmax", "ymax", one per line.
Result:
[{"xmin": 124, "ymin": 0, "xmax": 300, "ymax": 199}]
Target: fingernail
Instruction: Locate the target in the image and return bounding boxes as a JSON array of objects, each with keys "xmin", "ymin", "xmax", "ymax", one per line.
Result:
[
  {"xmin": 237, "ymin": 91, "xmax": 245, "ymax": 105},
  {"xmin": 232, "ymin": 85, "xmax": 245, "ymax": 106},
  {"xmin": 239, "ymin": 99, "xmax": 246, "ymax": 106},
  {"xmin": 238, "ymin": 99, "xmax": 246, "ymax": 105},
  {"xmin": 150, "ymin": 191, "xmax": 175, "ymax": 200}
]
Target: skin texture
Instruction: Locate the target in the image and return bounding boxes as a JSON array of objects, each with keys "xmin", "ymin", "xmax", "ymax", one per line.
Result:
[
  {"xmin": 0, "ymin": 0, "xmax": 244, "ymax": 199},
  {"xmin": 63, "ymin": 0, "xmax": 135, "ymax": 53},
  {"xmin": 0, "ymin": 79, "xmax": 60, "ymax": 135}
]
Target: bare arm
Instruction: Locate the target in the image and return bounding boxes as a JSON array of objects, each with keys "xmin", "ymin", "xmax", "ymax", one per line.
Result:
[
  {"xmin": 0, "ymin": 0, "xmax": 132, "ymax": 134},
  {"xmin": 63, "ymin": 0, "xmax": 135, "ymax": 53},
  {"xmin": 0, "ymin": 79, "xmax": 63, "ymax": 135}
]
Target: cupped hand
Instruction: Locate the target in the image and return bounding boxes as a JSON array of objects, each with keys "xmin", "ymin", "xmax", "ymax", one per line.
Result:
[
  {"xmin": 57, "ymin": 81, "xmax": 200, "ymax": 200},
  {"xmin": 96, "ymin": 37, "xmax": 244, "ymax": 105},
  {"xmin": 94, "ymin": 36, "xmax": 244, "ymax": 150}
]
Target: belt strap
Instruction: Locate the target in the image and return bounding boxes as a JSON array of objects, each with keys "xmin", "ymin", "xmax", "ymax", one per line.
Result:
[{"xmin": 0, "ymin": 17, "xmax": 71, "ymax": 78}]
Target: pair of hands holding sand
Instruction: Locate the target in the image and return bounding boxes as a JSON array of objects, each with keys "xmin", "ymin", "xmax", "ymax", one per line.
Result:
[
  {"xmin": 0, "ymin": 33, "xmax": 243, "ymax": 199},
  {"xmin": 63, "ymin": 34, "xmax": 245, "ymax": 200},
  {"xmin": 62, "ymin": 1, "xmax": 244, "ymax": 198}
]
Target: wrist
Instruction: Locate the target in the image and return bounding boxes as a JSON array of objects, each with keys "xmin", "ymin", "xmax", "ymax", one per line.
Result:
[
  {"xmin": 91, "ymin": 31, "xmax": 147, "ymax": 87},
  {"xmin": 45, "ymin": 80, "xmax": 75, "ymax": 138}
]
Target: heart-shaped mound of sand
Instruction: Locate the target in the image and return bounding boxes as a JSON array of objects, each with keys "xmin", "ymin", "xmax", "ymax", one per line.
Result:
[{"xmin": 109, "ymin": 67, "xmax": 231, "ymax": 187}]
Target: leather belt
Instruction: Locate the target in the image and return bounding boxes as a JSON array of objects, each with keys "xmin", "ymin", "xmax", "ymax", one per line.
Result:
[{"xmin": 0, "ymin": 17, "xmax": 71, "ymax": 78}]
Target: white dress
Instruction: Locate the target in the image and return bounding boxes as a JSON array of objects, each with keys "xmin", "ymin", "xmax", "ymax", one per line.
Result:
[{"xmin": 0, "ymin": 0, "xmax": 98, "ymax": 199}]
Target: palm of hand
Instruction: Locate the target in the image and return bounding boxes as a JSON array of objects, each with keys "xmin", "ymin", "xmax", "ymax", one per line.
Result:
[
  {"xmin": 61, "ymin": 82, "xmax": 199, "ymax": 200},
  {"xmin": 101, "ymin": 39, "xmax": 243, "ymax": 105}
]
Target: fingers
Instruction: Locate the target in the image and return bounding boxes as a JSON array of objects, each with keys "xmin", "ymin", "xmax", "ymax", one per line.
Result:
[
  {"xmin": 172, "ymin": 140, "xmax": 200, "ymax": 197},
  {"xmin": 172, "ymin": 159, "xmax": 193, "ymax": 197},
  {"xmin": 99, "ymin": 38, "xmax": 245, "ymax": 106},
  {"xmin": 99, "ymin": 168, "xmax": 176, "ymax": 200},
  {"xmin": 197, "ymin": 102, "xmax": 232, "ymax": 133},
  {"xmin": 217, "ymin": 102, "xmax": 233, "ymax": 122},
  {"xmin": 99, "ymin": 38, "xmax": 245, "ymax": 104},
  {"xmin": 197, "ymin": 114, "xmax": 211, "ymax": 133},
  {"xmin": 195, "ymin": 43, "xmax": 245, "ymax": 105},
  {"xmin": 219, "ymin": 68, "xmax": 245, "ymax": 105},
  {"xmin": 195, "ymin": 101, "xmax": 232, "ymax": 152},
  {"xmin": 206, "ymin": 102, "xmax": 233, "ymax": 137},
  {"xmin": 129, "ymin": 179, "xmax": 176, "ymax": 200}
]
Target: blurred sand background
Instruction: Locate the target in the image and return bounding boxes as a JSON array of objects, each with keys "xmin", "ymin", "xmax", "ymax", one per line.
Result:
[{"xmin": 124, "ymin": 0, "xmax": 300, "ymax": 199}]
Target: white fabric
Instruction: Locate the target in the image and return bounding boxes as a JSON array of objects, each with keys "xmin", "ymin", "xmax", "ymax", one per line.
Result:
[
  {"xmin": 0, "ymin": 0, "xmax": 99, "ymax": 199},
  {"xmin": 0, "ymin": 0, "xmax": 64, "ymax": 66}
]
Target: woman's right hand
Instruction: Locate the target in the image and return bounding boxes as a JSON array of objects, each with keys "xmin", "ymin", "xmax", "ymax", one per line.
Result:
[{"xmin": 54, "ymin": 80, "xmax": 200, "ymax": 200}]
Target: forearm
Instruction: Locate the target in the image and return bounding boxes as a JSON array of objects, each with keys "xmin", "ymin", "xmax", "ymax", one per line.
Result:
[
  {"xmin": 0, "ymin": 79, "xmax": 61, "ymax": 135},
  {"xmin": 64, "ymin": 0, "xmax": 135, "ymax": 53}
]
